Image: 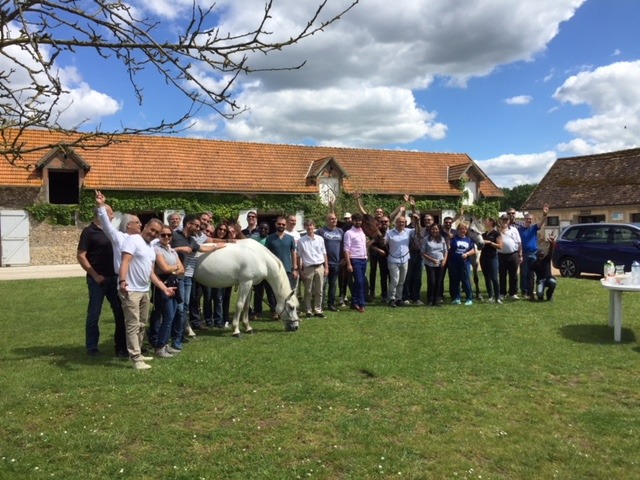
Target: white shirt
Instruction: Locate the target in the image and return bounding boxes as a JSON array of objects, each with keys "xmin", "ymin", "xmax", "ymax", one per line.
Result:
[
  {"xmin": 97, "ymin": 206, "xmax": 129, "ymax": 273},
  {"xmin": 121, "ymin": 234, "xmax": 156, "ymax": 292},
  {"xmin": 285, "ymin": 229, "xmax": 301, "ymax": 247},
  {"xmin": 498, "ymin": 225, "xmax": 521, "ymax": 254},
  {"xmin": 385, "ymin": 228, "xmax": 415, "ymax": 265},
  {"xmin": 297, "ymin": 234, "xmax": 327, "ymax": 267}
]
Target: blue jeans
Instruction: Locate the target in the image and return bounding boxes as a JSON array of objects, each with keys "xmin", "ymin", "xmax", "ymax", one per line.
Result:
[
  {"xmin": 520, "ymin": 251, "xmax": 538, "ymax": 295},
  {"xmin": 349, "ymin": 258, "xmax": 367, "ymax": 308},
  {"xmin": 480, "ymin": 254, "xmax": 499, "ymax": 300},
  {"xmin": 85, "ymin": 275, "xmax": 126, "ymax": 353},
  {"xmin": 323, "ymin": 263, "xmax": 340, "ymax": 308},
  {"xmin": 425, "ymin": 264, "xmax": 443, "ymax": 305},
  {"xmin": 253, "ymin": 280, "xmax": 276, "ymax": 315},
  {"xmin": 171, "ymin": 277, "xmax": 189, "ymax": 347},
  {"xmin": 449, "ymin": 260, "xmax": 472, "ymax": 301},
  {"xmin": 537, "ymin": 277, "xmax": 557, "ymax": 300},
  {"xmin": 149, "ymin": 285, "xmax": 178, "ymax": 348},
  {"xmin": 212, "ymin": 287, "xmax": 232, "ymax": 327},
  {"xmin": 402, "ymin": 253, "xmax": 423, "ymax": 301}
]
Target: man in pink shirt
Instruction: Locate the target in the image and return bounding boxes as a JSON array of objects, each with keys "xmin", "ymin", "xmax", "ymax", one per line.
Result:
[{"xmin": 343, "ymin": 213, "xmax": 368, "ymax": 313}]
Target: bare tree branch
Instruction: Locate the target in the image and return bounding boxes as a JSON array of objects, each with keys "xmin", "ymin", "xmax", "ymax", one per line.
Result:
[{"xmin": 1, "ymin": 0, "xmax": 359, "ymax": 167}]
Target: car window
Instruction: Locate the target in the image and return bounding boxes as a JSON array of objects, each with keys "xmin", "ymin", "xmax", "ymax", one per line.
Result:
[
  {"xmin": 612, "ymin": 227, "xmax": 640, "ymax": 245},
  {"xmin": 562, "ymin": 227, "xmax": 581, "ymax": 240},
  {"xmin": 577, "ymin": 225, "xmax": 609, "ymax": 244}
]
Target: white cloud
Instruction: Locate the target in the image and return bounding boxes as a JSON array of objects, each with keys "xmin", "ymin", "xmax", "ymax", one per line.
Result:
[
  {"xmin": 223, "ymin": 87, "xmax": 446, "ymax": 147},
  {"xmin": 0, "ymin": 21, "xmax": 121, "ymax": 129},
  {"xmin": 504, "ymin": 95, "xmax": 533, "ymax": 105},
  {"xmin": 186, "ymin": 0, "xmax": 586, "ymax": 146},
  {"xmin": 553, "ymin": 60, "xmax": 640, "ymax": 154},
  {"xmin": 478, "ymin": 151, "xmax": 557, "ymax": 187}
]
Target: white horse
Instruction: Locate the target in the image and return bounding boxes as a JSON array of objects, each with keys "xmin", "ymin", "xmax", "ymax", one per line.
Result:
[{"xmin": 193, "ymin": 240, "xmax": 299, "ymax": 336}]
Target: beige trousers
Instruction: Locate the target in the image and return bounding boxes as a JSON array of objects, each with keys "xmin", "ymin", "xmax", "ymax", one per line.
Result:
[
  {"xmin": 119, "ymin": 291, "xmax": 150, "ymax": 362},
  {"xmin": 302, "ymin": 265, "xmax": 325, "ymax": 313}
]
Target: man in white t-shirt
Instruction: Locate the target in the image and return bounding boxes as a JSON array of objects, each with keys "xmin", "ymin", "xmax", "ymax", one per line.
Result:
[{"xmin": 119, "ymin": 218, "xmax": 176, "ymax": 370}]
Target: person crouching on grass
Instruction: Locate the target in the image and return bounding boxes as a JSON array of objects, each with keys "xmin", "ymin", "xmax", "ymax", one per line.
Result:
[
  {"xmin": 119, "ymin": 218, "xmax": 176, "ymax": 370},
  {"xmin": 448, "ymin": 223, "xmax": 477, "ymax": 305},
  {"xmin": 528, "ymin": 235, "xmax": 557, "ymax": 302}
]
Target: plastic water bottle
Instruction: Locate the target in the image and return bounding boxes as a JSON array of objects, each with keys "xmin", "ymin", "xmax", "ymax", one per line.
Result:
[
  {"xmin": 605, "ymin": 260, "xmax": 615, "ymax": 279},
  {"xmin": 632, "ymin": 261, "xmax": 640, "ymax": 285}
]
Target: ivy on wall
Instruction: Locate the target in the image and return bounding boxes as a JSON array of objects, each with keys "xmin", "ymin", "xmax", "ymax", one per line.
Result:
[
  {"xmin": 26, "ymin": 203, "xmax": 77, "ymax": 225},
  {"xmin": 28, "ymin": 187, "xmax": 500, "ymax": 225}
]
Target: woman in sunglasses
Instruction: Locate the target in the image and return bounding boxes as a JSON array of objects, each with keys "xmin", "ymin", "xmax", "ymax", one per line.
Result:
[{"xmin": 149, "ymin": 225, "xmax": 184, "ymax": 358}]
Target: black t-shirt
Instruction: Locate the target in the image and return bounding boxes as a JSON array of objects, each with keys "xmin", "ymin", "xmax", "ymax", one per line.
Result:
[
  {"xmin": 481, "ymin": 229, "xmax": 501, "ymax": 259},
  {"xmin": 170, "ymin": 229, "xmax": 201, "ymax": 266},
  {"xmin": 77, "ymin": 222, "xmax": 115, "ymax": 277}
]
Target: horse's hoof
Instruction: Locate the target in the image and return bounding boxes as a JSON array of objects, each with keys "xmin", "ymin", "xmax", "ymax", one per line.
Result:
[
  {"xmin": 232, "ymin": 332, "xmax": 241, "ymax": 338},
  {"xmin": 245, "ymin": 329, "xmax": 254, "ymax": 334}
]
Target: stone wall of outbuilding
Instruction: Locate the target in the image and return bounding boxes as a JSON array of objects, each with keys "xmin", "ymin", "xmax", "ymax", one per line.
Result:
[{"xmin": 29, "ymin": 221, "xmax": 83, "ymax": 265}]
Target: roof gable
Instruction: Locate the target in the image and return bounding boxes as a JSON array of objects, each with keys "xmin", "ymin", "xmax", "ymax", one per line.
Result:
[{"xmin": 36, "ymin": 146, "xmax": 91, "ymax": 171}]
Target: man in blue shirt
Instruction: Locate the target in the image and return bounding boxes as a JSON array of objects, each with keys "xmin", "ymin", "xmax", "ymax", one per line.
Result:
[
  {"xmin": 516, "ymin": 204, "xmax": 549, "ymax": 299},
  {"xmin": 316, "ymin": 213, "xmax": 344, "ymax": 312},
  {"xmin": 265, "ymin": 216, "xmax": 298, "ymax": 290}
]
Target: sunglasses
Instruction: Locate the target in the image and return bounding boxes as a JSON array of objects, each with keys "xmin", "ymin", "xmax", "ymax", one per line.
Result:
[{"xmin": 160, "ymin": 233, "xmax": 172, "ymax": 238}]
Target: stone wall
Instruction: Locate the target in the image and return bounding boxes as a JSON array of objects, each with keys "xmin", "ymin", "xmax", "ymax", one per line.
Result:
[
  {"xmin": 0, "ymin": 187, "xmax": 41, "ymax": 209},
  {"xmin": 29, "ymin": 221, "xmax": 83, "ymax": 265}
]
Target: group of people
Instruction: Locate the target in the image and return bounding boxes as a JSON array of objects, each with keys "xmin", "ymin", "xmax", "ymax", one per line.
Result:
[{"xmin": 77, "ymin": 190, "xmax": 557, "ymax": 369}]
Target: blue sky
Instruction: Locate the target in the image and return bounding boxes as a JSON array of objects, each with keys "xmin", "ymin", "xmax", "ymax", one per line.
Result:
[{"xmin": 5, "ymin": 0, "xmax": 640, "ymax": 187}]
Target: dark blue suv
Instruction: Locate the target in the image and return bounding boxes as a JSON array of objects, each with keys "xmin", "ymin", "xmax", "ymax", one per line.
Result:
[{"xmin": 552, "ymin": 223, "xmax": 640, "ymax": 277}]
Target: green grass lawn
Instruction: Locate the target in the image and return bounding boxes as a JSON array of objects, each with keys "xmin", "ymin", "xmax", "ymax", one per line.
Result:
[{"xmin": 1, "ymin": 275, "xmax": 640, "ymax": 479}]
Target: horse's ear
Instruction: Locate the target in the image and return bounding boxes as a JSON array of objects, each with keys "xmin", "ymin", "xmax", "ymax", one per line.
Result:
[{"xmin": 287, "ymin": 291, "xmax": 296, "ymax": 300}]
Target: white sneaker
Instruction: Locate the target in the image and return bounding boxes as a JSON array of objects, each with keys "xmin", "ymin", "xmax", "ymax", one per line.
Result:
[
  {"xmin": 487, "ymin": 298, "xmax": 495, "ymax": 304},
  {"xmin": 413, "ymin": 300, "xmax": 424, "ymax": 306},
  {"xmin": 510, "ymin": 294, "xmax": 520, "ymax": 300},
  {"xmin": 403, "ymin": 300, "xmax": 411, "ymax": 305},
  {"xmin": 166, "ymin": 345, "xmax": 181, "ymax": 355},
  {"xmin": 497, "ymin": 298, "xmax": 503, "ymax": 305},
  {"xmin": 155, "ymin": 347, "xmax": 173, "ymax": 358},
  {"xmin": 133, "ymin": 361, "xmax": 151, "ymax": 370}
]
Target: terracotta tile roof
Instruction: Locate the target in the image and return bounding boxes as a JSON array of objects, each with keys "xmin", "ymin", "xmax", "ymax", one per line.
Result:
[
  {"xmin": 523, "ymin": 148, "xmax": 640, "ymax": 210},
  {"xmin": 1, "ymin": 129, "xmax": 503, "ymax": 197}
]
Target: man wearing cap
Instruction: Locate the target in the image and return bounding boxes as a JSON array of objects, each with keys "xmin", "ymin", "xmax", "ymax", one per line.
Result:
[
  {"xmin": 341, "ymin": 212, "xmax": 353, "ymax": 232},
  {"xmin": 498, "ymin": 213, "xmax": 522, "ymax": 300}
]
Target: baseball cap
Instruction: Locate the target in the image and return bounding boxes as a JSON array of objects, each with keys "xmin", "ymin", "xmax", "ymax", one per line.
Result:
[{"xmin": 343, "ymin": 212, "xmax": 352, "ymax": 219}]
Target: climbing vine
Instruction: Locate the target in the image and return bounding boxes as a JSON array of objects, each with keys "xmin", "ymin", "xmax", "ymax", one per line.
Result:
[{"xmin": 28, "ymin": 187, "xmax": 500, "ymax": 225}]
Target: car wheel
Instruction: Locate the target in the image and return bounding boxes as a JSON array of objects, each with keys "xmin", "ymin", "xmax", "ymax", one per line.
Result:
[{"xmin": 559, "ymin": 256, "xmax": 580, "ymax": 278}]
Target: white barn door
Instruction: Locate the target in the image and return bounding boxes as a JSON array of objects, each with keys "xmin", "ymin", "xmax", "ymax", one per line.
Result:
[{"xmin": 1, "ymin": 210, "xmax": 31, "ymax": 266}]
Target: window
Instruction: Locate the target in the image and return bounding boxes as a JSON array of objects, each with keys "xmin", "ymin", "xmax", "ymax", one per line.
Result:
[
  {"xmin": 48, "ymin": 170, "xmax": 79, "ymax": 204},
  {"xmin": 612, "ymin": 227, "xmax": 640, "ymax": 246},
  {"xmin": 319, "ymin": 177, "xmax": 339, "ymax": 205},
  {"xmin": 631, "ymin": 213, "xmax": 640, "ymax": 223},
  {"xmin": 576, "ymin": 225, "xmax": 609, "ymax": 244},
  {"xmin": 546, "ymin": 216, "xmax": 559, "ymax": 227}
]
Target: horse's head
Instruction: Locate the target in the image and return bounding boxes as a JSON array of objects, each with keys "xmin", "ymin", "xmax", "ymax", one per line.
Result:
[
  {"xmin": 361, "ymin": 213, "xmax": 382, "ymax": 239},
  {"xmin": 280, "ymin": 290, "xmax": 300, "ymax": 332},
  {"xmin": 467, "ymin": 219, "xmax": 485, "ymax": 249}
]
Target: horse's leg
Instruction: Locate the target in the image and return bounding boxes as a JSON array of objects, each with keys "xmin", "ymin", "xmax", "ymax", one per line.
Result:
[
  {"xmin": 472, "ymin": 259, "xmax": 482, "ymax": 299},
  {"xmin": 242, "ymin": 284, "xmax": 253, "ymax": 334},
  {"xmin": 232, "ymin": 282, "xmax": 252, "ymax": 336}
]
